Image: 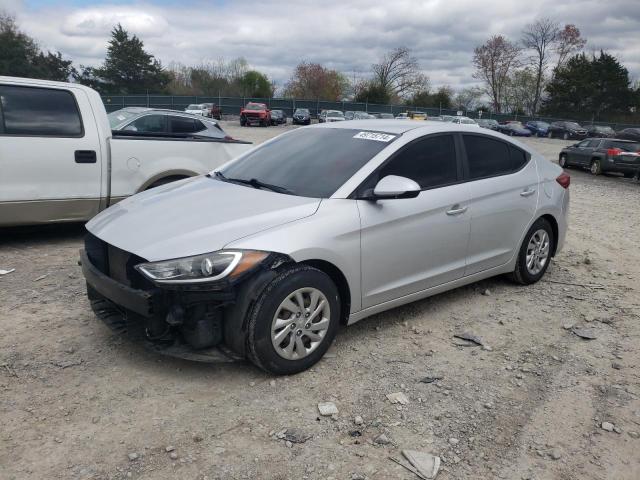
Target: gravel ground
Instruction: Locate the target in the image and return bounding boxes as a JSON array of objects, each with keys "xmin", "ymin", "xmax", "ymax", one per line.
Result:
[{"xmin": 1, "ymin": 122, "xmax": 639, "ymax": 480}]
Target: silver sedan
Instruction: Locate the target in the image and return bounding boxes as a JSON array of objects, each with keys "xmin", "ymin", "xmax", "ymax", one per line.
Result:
[{"xmin": 81, "ymin": 120, "xmax": 570, "ymax": 374}]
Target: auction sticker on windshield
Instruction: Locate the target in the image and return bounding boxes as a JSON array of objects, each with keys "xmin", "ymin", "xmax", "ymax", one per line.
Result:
[{"xmin": 353, "ymin": 131, "xmax": 396, "ymax": 142}]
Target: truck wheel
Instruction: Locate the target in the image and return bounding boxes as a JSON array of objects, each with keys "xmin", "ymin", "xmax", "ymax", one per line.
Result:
[{"xmin": 246, "ymin": 265, "xmax": 340, "ymax": 375}]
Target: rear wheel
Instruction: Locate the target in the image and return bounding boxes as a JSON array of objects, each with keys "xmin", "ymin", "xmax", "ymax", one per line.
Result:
[
  {"xmin": 559, "ymin": 154, "xmax": 568, "ymax": 168},
  {"xmin": 590, "ymin": 159, "xmax": 602, "ymax": 175},
  {"xmin": 509, "ymin": 218, "xmax": 554, "ymax": 285},
  {"xmin": 247, "ymin": 265, "xmax": 340, "ymax": 375}
]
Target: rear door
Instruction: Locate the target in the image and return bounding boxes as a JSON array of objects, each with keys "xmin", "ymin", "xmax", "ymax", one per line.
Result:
[
  {"xmin": 460, "ymin": 133, "xmax": 539, "ymax": 275},
  {"xmin": 0, "ymin": 83, "xmax": 102, "ymax": 225}
]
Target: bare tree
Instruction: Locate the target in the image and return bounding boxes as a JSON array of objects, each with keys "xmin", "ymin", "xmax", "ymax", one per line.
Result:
[
  {"xmin": 554, "ymin": 24, "xmax": 587, "ymax": 72},
  {"xmin": 454, "ymin": 86, "xmax": 484, "ymax": 111},
  {"xmin": 473, "ymin": 35, "xmax": 521, "ymax": 113},
  {"xmin": 371, "ymin": 47, "xmax": 429, "ymax": 99},
  {"xmin": 522, "ymin": 18, "xmax": 559, "ymax": 114}
]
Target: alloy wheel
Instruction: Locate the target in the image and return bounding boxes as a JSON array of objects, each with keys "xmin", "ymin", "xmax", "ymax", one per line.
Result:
[
  {"xmin": 271, "ymin": 287, "xmax": 331, "ymax": 360},
  {"xmin": 526, "ymin": 229, "xmax": 550, "ymax": 275}
]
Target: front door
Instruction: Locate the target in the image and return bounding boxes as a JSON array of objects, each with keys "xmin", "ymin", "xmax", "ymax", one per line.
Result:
[{"xmin": 358, "ymin": 134, "xmax": 470, "ymax": 308}]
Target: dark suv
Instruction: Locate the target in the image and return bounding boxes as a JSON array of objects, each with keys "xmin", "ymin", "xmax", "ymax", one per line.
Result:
[
  {"xmin": 547, "ymin": 121, "xmax": 587, "ymax": 140},
  {"xmin": 559, "ymin": 138, "xmax": 640, "ymax": 177},
  {"xmin": 292, "ymin": 108, "xmax": 311, "ymax": 125}
]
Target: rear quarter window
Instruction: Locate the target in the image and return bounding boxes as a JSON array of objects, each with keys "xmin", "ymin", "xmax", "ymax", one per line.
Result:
[
  {"xmin": 463, "ymin": 135, "xmax": 528, "ymax": 179},
  {"xmin": 0, "ymin": 84, "xmax": 83, "ymax": 137}
]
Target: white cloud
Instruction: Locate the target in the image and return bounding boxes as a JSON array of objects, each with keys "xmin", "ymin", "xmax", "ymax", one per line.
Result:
[{"xmin": 1, "ymin": 0, "xmax": 639, "ymax": 90}]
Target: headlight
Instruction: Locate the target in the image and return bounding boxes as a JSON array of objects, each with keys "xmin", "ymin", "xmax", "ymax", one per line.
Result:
[{"xmin": 135, "ymin": 250, "xmax": 268, "ymax": 284}]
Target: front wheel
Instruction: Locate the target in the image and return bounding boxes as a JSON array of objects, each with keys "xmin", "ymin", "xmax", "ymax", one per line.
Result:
[
  {"xmin": 509, "ymin": 218, "xmax": 554, "ymax": 285},
  {"xmin": 247, "ymin": 265, "xmax": 340, "ymax": 375},
  {"xmin": 590, "ymin": 159, "xmax": 602, "ymax": 175}
]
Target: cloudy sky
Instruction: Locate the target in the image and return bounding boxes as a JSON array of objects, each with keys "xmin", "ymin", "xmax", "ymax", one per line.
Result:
[{"xmin": 3, "ymin": 0, "xmax": 640, "ymax": 92}]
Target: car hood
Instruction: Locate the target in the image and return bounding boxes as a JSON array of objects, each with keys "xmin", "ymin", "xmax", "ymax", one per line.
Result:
[{"xmin": 86, "ymin": 176, "xmax": 321, "ymax": 261}]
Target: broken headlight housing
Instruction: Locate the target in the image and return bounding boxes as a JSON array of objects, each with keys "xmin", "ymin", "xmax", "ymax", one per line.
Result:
[{"xmin": 135, "ymin": 250, "xmax": 268, "ymax": 284}]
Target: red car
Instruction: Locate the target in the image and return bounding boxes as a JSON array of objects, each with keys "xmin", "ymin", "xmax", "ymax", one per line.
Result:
[
  {"xmin": 240, "ymin": 102, "xmax": 271, "ymax": 127},
  {"xmin": 202, "ymin": 103, "xmax": 222, "ymax": 120}
]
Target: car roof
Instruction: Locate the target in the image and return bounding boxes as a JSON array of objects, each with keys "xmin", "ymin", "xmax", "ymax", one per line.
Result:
[{"xmin": 312, "ymin": 119, "xmax": 496, "ymax": 135}]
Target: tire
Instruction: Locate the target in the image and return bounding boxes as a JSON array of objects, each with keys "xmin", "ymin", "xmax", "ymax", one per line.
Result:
[
  {"xmin": 240, "ymin": 116, "xmax": 246, "ymax": 127},
  {"xmin": 559, "ymin": 154, "xmax": 568, "ymax": 168},
  {"xmin": 547, "ymin": 131, "xmax": 553, "ymax": 139},
  {"xmin": 509, "ymin": 217, "xmax": 554, "ymax": 285},
  {"xmin": 563, "ymin": 132, "xmax": 569, "ymax": 140},
  {"xmin": 590, "ymin": 159, "xmax": 602, "ymax": 175},
  {"xmin": 246, "ymin": 265, "xmax": 340, "ymax": 375}
]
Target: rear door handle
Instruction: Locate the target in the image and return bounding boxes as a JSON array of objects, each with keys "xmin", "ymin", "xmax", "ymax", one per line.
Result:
[
  {"xmin": 520, "ymin": 188, "xmax": 536, "ymax": 197},
  {"xmin": 446, "ymin": 205, "xmax": 468, "ymax": 216},
  {"xmin": 75, "ymin": 150, "xmax": 97, "ymax": 164}
]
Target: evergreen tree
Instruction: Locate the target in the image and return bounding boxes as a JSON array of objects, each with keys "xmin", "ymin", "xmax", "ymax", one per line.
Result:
[
  {"xmin": 77, "ymin": 24, "xmax": 170, "ymax": 94},
  {"xmin": 238, "ymin": 70, "xmax": 272, "ymax": 97},
  {"xmin": 544, "ymin": 51, "xmax": 632, "ymax": 119}
]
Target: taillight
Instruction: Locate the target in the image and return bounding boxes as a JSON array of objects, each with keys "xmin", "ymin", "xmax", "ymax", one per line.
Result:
[
  {"xmin": 607, "ymin": 148, "xmax": 622, "ymax": 158},
  {"xmin": 556, "ymin": 172, "xmax": 570, "ymax": 189}
]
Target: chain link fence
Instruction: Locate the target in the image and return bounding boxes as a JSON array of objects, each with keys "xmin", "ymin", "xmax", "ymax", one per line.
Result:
[{"xmin": 101, "ymin": 95, "xmax": 639, "ymax": 130}]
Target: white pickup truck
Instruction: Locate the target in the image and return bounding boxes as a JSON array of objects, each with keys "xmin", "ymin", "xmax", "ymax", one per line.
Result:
[{"xmin": 0, "ymin": 76, "xmax": 252, "ymax": 226}]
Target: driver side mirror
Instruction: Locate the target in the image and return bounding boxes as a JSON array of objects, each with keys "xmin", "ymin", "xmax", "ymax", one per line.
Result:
[{"xmin": 362, "ymin": 175, "xmax": 421, "ymax": 200}]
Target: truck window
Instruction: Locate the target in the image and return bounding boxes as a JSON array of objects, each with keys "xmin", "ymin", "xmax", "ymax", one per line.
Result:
[{"xmin": 0, "ymin": 84, "xmax": 83, "ymax": 137}]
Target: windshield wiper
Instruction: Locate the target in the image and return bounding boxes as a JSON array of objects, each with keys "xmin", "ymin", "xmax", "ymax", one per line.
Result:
[{"xmin": 213, "ymin": 171, "xmax": 292, "ymax": 194}]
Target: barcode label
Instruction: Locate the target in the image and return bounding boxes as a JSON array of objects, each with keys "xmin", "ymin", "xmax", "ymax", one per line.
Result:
[{"xmin": 353, "ymin": 131, "xmax": 396, "ymax": 142}]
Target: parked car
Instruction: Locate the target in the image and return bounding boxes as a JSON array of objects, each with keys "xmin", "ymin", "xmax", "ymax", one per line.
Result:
[
  {"xmin": 429, "ymin": 116, "xmax": 445, "ymax": 122},
  {"xmin": 584, "ymin": 125, "xmax": 615, "ymax": 138},
  {"xmin": 374, "ymin": 113, "xmax": 395, "ymax": 119},
  {"xmin": 319, "ymin": 110, "xmax": 345, "ymax": 123},
  {"xmin": 547, "ymin": 121, "xmax": 587, "ymax": 140},
  {"xmin": 110, "ymin": 107, "xmax": 227, "ymax": 139},
  {"xmin": 292, "ymin": 108, "xmax": 311, "ymax": 125},
  {"xmin": 449, "ymin": 116, "xmax": 479, "ymax": 126},
  {"xmin": 80, "ymin": 120, "xmax": 568, "ymax": 374},
  {"xmin": 184, "ymin": 103, "xmax": 208, "ymax": 116},
  {"xmin": 559, "ymin": 138, "xmax": 640, "ymax": 176},
  {"xmin": 441, "ymin": 115, "xmax": 456, "ymax": 122},
  {"xmin": 395, "ymin": 113, "xmax": 409, "ymax": 120},
  {"xmin": 201, "ymin": 103, "xmax": 222, "ymax": 120},
  {"xmin": 497, "ymin": 121, "xmax": 532, "ymax": 137},
  {"xmin": 344, "ymin": 111, "xmax": 355, "ymax": 120},
  {"xmin": 407, "ymin": 111, "xmax": 427, "ymax": 120},
  {"xmin": 353, "ymin": 112, "xmax": 376, "ymax": 119},
  {"xmin": 240, "ymin": 102, "xmax": 271, "ymax": 127},
  {"xmin": 616, "ymin": 128, "xmax": 640, "ymax": 141},
  {"xmin": 270, "ymin": 109, "xmax": 287, "ymax": 125},
  {"xmin": 477, "ymin": 119, "xmax": 499, "ymax": 130},
  {"xmin": 524, "ymin": 121, "xmax": 550, "ymax": 137},
  {"xmin": 0, "ymin": 76, "xmax": 251, "ymax": 226}
]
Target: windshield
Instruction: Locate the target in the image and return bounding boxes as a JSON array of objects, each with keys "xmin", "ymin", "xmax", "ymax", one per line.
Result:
[
  {"xmin": 461, "ymin": 118, "xmax": 477, "ymax": 124},
  {"xmin": 108, "ymin": 109, "xmax": 138, "ymax": 128},
  {"xmin": 219, "ymin": 128, "xmax": 396, "ymax": 198},
  {"xmin": 566, "ymin": 122, "xmax": 581, "ymax": 129},
  {"xmin": 187, "ymin": 104, "xmax": 203, "ymax": 110},
  {"xmin": 508, "ymin": 122, "xmax": 524, "ymax": 128},
  {"xmin": 294, "ymin": 109, "xmax": 309, "ymax": 115},
  {"xmin": 245, "ymin": 104, "xmax": 266, "ymax": 111},
  {"xmin": 596, "ymin": 126, "xmax": 614, "ymax": 132},
  {"xmin": 327, "ymin": 111, "xmax": 344, "ymax": 117}
]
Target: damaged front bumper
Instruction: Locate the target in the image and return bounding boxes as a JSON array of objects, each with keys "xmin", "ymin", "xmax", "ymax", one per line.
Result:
[{"xmin": 80, "ymin": 236, "xmax": 289, "ymax": 363}]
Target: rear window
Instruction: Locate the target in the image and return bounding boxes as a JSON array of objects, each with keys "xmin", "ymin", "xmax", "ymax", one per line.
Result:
[
  {"xmin": 0, "ymin": 84, "xmax": 83, "ymax": 137},
  {"xmin": 170, "ymin": 116, "xmax": 206, "ymax": 134},
  {"xmin": 463, "ymin": 135, "xmax": 527, "ymax": 179}
]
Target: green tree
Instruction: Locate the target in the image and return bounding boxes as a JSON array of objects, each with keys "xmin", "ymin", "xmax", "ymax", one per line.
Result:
[
  {"xmin": 238, "ymin": 70, "xmax": 273, "ymax": 97},
  {"xmin": 284, "ymin": 62, "xmax": 349, "ymax": 100},
  {"xmin": 354, "ymin": 81, "xmax": 390, "ymax": 104},
  {"xmin": 544, "ymin": 51, "xmax": 632, "ymax": 119},
  {"xmin": 0, "ymin": 13, "xmax": 75, "ymax": 80},
  {"xmin": 77, "ymin": 24, "xmax": 170, "ymax": 94}
]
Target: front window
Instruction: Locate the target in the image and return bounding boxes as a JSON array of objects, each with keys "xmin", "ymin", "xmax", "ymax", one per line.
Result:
[
  {"xmin": 565, "ymin": 122, "xmax": 581, "ymax": 129},
  {"xmin": 186, "ymin": 104, "xmax": 203, "ymax": 110},
  {"xmin": 245, "ymin": 104, "xmax": 265, "ymax": 111},
  {"xmin": 219, "ymin": 128, "xmax": 396, "ymax": 198}
]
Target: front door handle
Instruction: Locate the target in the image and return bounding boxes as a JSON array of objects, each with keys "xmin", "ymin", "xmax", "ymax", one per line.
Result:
[
  {"xmin": 75, "ymin": 150, "xmax": 97, "ymax": 164},
  {"xmin": 520, "ymin": 188, "xmax": 536, "ymax": 197},
  {"xmin": 446, "ymin": 204, "xmax": 468, "ymax": 216}
]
